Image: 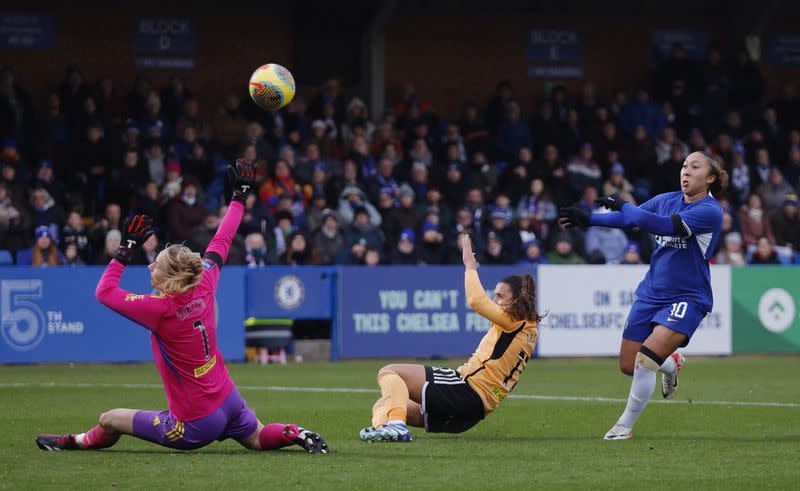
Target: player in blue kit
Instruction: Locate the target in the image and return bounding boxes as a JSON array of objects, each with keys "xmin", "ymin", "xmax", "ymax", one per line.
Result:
[{"xmin": 558, "ymin": 151, "xmax": 728, "ymax": 440}]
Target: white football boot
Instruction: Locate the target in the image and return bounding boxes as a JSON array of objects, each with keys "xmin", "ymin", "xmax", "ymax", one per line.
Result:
[
  {"xmin": 661, "ymin": 352, "xmax": 686, "ymax": 400},
  {"xmin": 603, "ymin": 420, "xmax": 633, "ymax": 441}
]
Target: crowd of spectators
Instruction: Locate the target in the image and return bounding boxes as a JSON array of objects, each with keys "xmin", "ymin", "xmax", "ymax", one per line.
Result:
[{"xmin": 2, "ymin": 45, "xmax": 800, "ymax": 267}]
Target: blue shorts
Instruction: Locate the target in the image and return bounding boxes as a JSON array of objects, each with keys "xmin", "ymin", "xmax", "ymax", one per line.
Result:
[{"xmin": 623, "ymin": 299, "xmax": 708, "ymax": 347}]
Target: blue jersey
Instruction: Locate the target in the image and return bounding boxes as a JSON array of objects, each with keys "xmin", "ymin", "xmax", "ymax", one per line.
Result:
[{"xmin": 635, "ymin": 192, "xmax": 723, "ymax": 312}]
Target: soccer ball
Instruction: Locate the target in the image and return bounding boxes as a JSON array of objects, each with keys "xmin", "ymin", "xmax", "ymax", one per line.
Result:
[{"xmin": 248, "ymin": 63, "xmax": 296, "ymax": 111}]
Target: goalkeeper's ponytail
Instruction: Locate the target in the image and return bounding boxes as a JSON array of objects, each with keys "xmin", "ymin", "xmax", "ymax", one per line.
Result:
[{"xmin": 500, "ymin": 274, "xmax": 544, "ymax": 323}]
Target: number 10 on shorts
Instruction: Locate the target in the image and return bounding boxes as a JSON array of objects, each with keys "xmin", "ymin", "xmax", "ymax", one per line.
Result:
[{"xmin": 670, "ymin": 302, "xmax": 688, "ymax": 319}]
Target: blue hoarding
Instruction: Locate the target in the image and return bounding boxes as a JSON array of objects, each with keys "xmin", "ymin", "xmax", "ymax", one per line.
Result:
[
  {"xmin": 0, "ymin": 266, "xmax": 245, "ymax": 363},
  {"xmin": 336, "ymin": 266, "xmax": 533, "ymax": 359},
  {"xmin": 0, "ymin": 12, "xmax": 54, "ymax": 48},
  {"xmin": 246, "ymin": 267, "xmax": 335, "ymax": 319}
]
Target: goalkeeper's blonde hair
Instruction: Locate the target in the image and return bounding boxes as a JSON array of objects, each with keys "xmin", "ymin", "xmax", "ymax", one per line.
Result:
[{"xmin": 153, "ymin": 244, "xmax": 203, "ymax": 294}]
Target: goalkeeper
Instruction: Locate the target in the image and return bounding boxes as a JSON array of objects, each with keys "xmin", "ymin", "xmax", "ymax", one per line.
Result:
[{"xmin": 36, "ymin": 159, "xmax": 328, "ymax": 454}]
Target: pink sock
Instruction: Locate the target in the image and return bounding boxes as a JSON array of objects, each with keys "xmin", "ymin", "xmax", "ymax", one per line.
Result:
[
  {"xmin": 81, "ymin": 425, "xmax": 120, "ymax": 449},
  {"xmin": 258, "ymin": 423, "xmax": 299, "ymax": 451}
]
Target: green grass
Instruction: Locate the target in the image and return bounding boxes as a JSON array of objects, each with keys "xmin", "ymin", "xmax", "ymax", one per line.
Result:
[{"xmin": 1, "ymin": 357, "xmax": 799, "ymax": 490}]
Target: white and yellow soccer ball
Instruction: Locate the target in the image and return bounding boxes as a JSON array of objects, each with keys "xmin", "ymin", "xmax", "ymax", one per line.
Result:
[{"xmin": 248, "ymin": 63, "xmax": 295, "ymax": 111}]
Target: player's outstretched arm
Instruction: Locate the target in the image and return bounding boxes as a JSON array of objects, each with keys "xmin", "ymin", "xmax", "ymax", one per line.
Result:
[
  {"xmin": 461, "ymin": 235, "xmax": 518, "ymax": 331},
  {"xmin": 96, "ymin": 215, "xmax": 166, "ymax": 329},
  {"xmin": 205, "ymin": 158, "xmax": 256, "ymax": 264}
]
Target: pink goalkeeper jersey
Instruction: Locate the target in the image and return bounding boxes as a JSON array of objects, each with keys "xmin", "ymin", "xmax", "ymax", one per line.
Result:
[{"xmin": 95, "ymin": 201, "xmax": 245, "ymax": 422}]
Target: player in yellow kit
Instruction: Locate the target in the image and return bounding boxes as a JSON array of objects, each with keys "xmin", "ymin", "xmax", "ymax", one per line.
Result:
[{"xmin": 359, "ymin": 235, "xmax": 542, "ymax": 442}]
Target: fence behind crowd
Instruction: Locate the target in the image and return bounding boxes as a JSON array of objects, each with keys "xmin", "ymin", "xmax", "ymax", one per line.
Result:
[{"xmin": 1, "ymin": 265, "xmax": 798, "ymax": 363}]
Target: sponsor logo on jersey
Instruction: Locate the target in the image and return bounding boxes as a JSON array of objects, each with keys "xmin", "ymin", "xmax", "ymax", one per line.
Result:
[
  {"xmin": 124, "ymin": 293, "xmax": 145, "ymax": 302},
  {"xmin": 201, "ymin": 259, "xmax": 215, "ymax": 270},
  {"xmin": 194, "ymin": 354, "xmax": 217, "ymax": 378},
  {"xmin": 654, "ymin": 235, "xmax": 687, "ymax": 249}
]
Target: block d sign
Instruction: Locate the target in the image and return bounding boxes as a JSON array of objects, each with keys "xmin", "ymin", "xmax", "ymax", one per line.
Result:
[{"xmin": 134, "ymin": 17, "xmax": 195, "ymax": 53}]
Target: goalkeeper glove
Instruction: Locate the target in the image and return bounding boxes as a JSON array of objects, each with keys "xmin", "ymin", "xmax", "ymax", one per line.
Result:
[
  {"xmin": 228, "ymin": 158, "xmax": 257, "ymax": 205},
  {"xmin": 115, "ymin": 215, "xmax": 155, "ymax": 265}
]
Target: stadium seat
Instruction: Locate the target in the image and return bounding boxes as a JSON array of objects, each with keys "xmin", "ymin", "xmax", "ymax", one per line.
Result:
[{"xmin": 0, "ymin": 250, "xmax": 13, "ymax": 265}]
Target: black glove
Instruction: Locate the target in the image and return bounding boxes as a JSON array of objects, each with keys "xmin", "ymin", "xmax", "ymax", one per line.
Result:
[
  {"xmin": 114, "ymin": 215, "xmax": 155, "ymax": 265},
  {"xmin": 228, "ymin": 158, "xmax": 257, "ymax": 205},
  {"xmin": 557, "ymin": 207, "xmax": 590, "ymax": 229},
  {"xmin": 595, "ymin": 193, "xmax": 628, "ymax": 212}
]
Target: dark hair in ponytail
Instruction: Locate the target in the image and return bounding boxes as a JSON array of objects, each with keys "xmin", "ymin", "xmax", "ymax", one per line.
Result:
[
  {"xmin": 500, "ymin": 274, "xmax": 544, "ymax": 323},
  {"xmin": 701, "ymin": 152, "xmax": 729, "ymax": 195}
]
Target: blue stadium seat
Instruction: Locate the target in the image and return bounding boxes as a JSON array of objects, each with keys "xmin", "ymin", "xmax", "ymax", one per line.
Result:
[{"xmin": 0, "ymin": 250, "xmax": 13, "ymax": 265}]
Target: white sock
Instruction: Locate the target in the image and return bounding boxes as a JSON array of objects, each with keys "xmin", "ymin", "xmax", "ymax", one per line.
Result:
[
  {"xmin": 387, "ymin": 419, "xmax": 405, "ymax": 427},
  {"xmin": 619, "ymin": 363, "xmax": 657, "ymax": 428},
  {"xmin": 659, "ymin": 354, "xmax": 677, "ymax": 375}
]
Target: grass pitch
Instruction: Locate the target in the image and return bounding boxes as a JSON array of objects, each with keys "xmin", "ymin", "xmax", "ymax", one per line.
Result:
[{"xmin": 1, "ymin": 356, "xmax": 798, "ymax": 490}]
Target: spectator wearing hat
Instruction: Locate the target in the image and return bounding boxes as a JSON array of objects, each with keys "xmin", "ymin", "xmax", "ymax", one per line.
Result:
[
  {"xmin": 771, "ymin": 194, "xmax": 800, "ymax": 251},
  {"xmin": 566, "ymin": 142, "xmax": 603, "ymax": 198},
  {"xmin": 546, "ymin": 232, "xmax": 586, "ymax": 265},
  {"xmin": 383, "ymin": 184, "xmax": 420, "ymax": 247},
  {"xmin": 17, "ymin": 225, "xmax": 65, "ymax": 266},
  {"xmin": 621, "ymin": 241, "xmax": 643, "ymax": 265},
  {"xmin": 517, "ymin": 239, "xmax": 549, "ymax": 265},
  {"xmin": 419, "ymin": 220, "xmax": 448, "ymax": 265},
  {"xmin": 390, "ymin": 228, "xmax": 420, "ymax": 265},
  {"xmin": 337, "ymin": 185, "xmax": 381, "ymax": 227},
  {"xmin": 312, "ymin": 209, "xmax": 345, "ymax": 265},
  {"xmin": 715, "ymin": 232, "xmax": 746, "ymax": 265},
  {"xmin": 602, "ymin": 162, "xmax": 636, "ymax": 205},
  {"xmin": 162, "ymin": 160, "xmax": 183, "ymax": 200}
]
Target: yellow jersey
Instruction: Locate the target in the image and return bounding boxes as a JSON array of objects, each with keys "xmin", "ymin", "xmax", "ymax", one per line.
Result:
[{"xmin": 456, "ymin": 269, "xmax": 538, "ymax": 414}]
